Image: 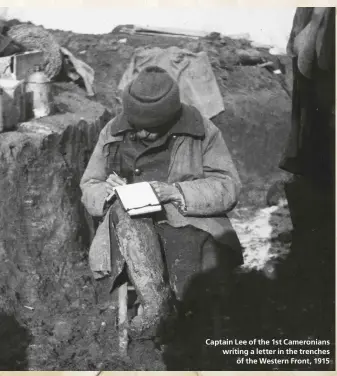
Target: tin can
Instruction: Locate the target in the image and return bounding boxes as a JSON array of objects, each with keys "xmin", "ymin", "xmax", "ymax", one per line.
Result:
[{"xmin": 25, "ymin": 65, "xmax": 53, "ymax": 119}]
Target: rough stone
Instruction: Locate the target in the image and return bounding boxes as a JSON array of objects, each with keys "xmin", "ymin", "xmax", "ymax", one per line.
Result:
[
  {"xmin": 236, "ymin": 48, "xmax": 263, "ymax": 66},
  {"xmin": 219, "ymin": 47, "xmax": 240, "ymax": 69},
  {"xmin": 53, "ymin": 320, "xmax": 72, "ymax": 341}
]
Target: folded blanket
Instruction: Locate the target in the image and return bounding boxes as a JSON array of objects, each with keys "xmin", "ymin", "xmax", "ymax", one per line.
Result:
[
  {"xmin": 61, "ymin": 47, "xmax": 95, "ymax": 97},
  {"xmin": 89, "ymin": 206, "xmax": 113, "ymax": 279}
]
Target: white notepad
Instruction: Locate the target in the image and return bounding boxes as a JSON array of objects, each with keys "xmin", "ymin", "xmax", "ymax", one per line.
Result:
[{"xmin": 112, "ymin": 182, "xmax": 162, "ymax": 216}]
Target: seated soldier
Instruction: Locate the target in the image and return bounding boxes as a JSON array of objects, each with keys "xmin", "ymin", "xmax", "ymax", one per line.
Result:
[{"xmin": 80, "ymin": 66, "xmax": 243, "ymax": 335}]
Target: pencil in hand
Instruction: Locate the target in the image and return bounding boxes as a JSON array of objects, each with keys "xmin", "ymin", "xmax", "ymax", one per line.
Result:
[{"xmin": 106, "ymin": 171, "xmax": 127, "ymax": 201}]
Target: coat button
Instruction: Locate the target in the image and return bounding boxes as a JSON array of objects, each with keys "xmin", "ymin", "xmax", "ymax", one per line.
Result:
[
  {"xmin": 134, "ymin": 168, "xmax": 142, "ymax": 176},
  {"xmin": 129, "ymin": 132, "xmax": 136, "ymax": 141}
]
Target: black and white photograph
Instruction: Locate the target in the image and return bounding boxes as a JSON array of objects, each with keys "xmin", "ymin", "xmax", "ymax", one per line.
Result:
[{"xmin": 0, "ymin": 4, "xmax": 335, "ymax": 372}]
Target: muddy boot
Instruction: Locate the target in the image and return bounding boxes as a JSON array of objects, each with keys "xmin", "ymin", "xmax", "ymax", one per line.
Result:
[{"xmin": 112, "ymin": 199, "xmax": 174, "ymax": 338}]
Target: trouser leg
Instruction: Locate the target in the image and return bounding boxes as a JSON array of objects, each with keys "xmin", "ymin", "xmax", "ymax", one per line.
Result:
[{"xmin": 155, "ymin": 223, "xmax": 235, "ymax": 301}]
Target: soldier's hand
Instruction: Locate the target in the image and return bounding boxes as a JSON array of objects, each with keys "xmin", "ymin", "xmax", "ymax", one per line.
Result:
[
  {"xmin": 106, "ymin": 174, "xmax": 127, "ymax": 195},
  {"xmin": 150, "ymin": 181, "xmax": 182, "ymax": 204}
]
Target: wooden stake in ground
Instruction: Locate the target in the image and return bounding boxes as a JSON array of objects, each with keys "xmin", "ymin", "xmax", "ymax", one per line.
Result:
[{"xmin": 117, "ymin": 282, "xmax": 128, "ymax": 356}]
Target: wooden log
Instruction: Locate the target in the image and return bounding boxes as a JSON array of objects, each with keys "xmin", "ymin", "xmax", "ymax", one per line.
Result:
[{"xmin": 112, "ymin": 199, "xmax": 173, "ymax": 334}]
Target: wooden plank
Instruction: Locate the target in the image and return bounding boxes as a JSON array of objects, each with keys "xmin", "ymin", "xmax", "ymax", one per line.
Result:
[
  {"xmin": 118, "ymin": 282, "xmax": 129, "ymax": 356},
  {"xmin": 0, "ymin": 50, "xmax": 44, "ymax": 81},
  {"xmin": 14, "ymin": 50, "xmax": 44, "ymax": 80},
  {"xmin": 133, "ymin": 25, "xmax": 208, "ymax": 38},
  {"xmin": 135, "ymin": 31, "xmax": 199, "ymax": 39}
]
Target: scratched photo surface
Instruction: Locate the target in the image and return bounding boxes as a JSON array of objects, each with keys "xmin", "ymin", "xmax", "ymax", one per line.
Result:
[{"xmin": 0, "ymin": 2, "xmax": 335, "ymax": 373}]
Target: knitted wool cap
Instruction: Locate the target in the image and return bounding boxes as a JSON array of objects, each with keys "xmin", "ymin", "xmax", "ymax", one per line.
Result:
[{"xmin": 122, "ymin": 66, "xmax": 182, "ymax": 130}]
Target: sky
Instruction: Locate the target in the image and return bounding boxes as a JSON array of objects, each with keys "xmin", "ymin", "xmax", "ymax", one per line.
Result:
[{"xmin": 1, "ymin": 7, "xmax": 296, "ymax": 54}]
